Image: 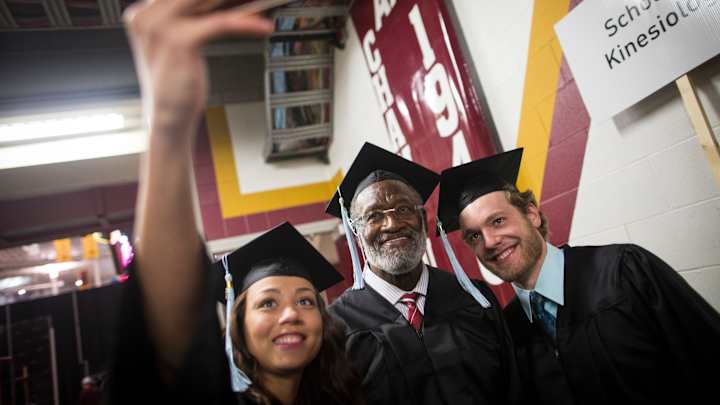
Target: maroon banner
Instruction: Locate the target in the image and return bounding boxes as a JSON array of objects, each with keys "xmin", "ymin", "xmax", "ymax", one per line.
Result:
[{"xmin": 351, "ymin": 0, "xmax": 514, "ymax": 304}]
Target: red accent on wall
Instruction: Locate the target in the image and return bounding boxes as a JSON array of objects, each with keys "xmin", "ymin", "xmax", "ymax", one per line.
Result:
[
  {"xmin": 350, "ymin": 0, "xmax": 515, "ymax": 305},
  {"xmin": 0, "ymin": 183, "xmax": 137, "ymax": 248},
  {"xmin": 192, "ymin": 118, "xmax": 332, "ymax": 241},
  {"xmin": 540, "ymin": 55, "xmax": 590, "ymax": 246},
  {"xmin": 542, "ymin": 189, "xmax": 579, "ymax": 247}
]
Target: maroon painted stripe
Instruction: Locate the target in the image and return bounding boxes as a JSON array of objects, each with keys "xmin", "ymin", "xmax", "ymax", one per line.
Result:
[{"xmin": 539, "ymin": 56, "xmax": 590, "ymax": 246}]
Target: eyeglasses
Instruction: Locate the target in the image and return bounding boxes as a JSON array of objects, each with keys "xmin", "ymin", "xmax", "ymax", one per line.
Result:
[{"xmin": 353, "ymin": 204, "xmax": 423, "ymax": 227}]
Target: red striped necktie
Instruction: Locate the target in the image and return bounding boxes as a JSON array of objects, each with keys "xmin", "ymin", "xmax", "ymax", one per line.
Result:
[{"xmin": 399, "ymin": 292, "xmax": 423, "ymax": 332}]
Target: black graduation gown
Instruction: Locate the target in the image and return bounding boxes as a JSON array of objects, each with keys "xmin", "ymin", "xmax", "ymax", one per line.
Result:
[
  {"xmin": 505, "ymin": 244, "xmax": 720, "ymax": 405},
  {"xmin": 329, "ymin": 266, "xmax": 523, "ymax": 405},
  {"xmin": 107, "ymin": 255, "xmax": 245, "ymax": 405}
]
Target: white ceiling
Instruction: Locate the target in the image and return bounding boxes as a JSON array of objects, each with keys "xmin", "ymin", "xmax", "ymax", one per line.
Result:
[
  {"xmin": 0, "ymin": 153, "xmax": 141, "ymax": 201},
  {"xmin": 0, "ymin": 28, "xmax": 265, "ymax": 201}
]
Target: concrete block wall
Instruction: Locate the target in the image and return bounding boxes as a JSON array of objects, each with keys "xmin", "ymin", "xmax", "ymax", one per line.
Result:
[
  {"xmin": 447, "ymin": 0, "xmax": 720, "ymax": 310},
  {"xmin": 571, "ymin": 58, "xmax": 720, "ymax": 309}
]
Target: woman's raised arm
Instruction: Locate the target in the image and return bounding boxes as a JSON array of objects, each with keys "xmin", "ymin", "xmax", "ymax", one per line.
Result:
[{"xmin": 123, "ymin": 0, "xmax": 273, "ymax": 371}]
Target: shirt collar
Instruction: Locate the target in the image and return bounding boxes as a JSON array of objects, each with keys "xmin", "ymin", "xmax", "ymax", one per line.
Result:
[
  {"xmin": 363, "ymin": 263, "xmax": 429, "ymax": 305},
  {"xmin": 512, "ymin": 243, "xmax": 565, "ymax": 321}
]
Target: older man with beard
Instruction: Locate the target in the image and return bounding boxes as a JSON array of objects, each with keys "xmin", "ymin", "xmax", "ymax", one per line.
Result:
[
  {"xmin": 436, "ymin": 148, "xmax": 720, "ymax": 405},
  {"xmin": 325, "ymin": 143, "xmax": 523, "ymax": 405}
]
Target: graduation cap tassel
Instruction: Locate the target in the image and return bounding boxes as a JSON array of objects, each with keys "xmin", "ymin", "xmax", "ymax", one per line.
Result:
[
  {"xmin": 338, "ymin": 189, "xmax": 364, "ymax": 290},
  {"xmin": 437, "ymin": 221, "xmax": 491, "ymax": 308},
  {"xmin": 221, "ymin": 256, "xmax": 252, "ymax": 392}
]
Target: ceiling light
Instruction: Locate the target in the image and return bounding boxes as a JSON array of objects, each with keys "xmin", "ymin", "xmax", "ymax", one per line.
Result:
[
  {"xmin": 33, "ymin": 261, "xmax": 80, "ymax": 274},
  {"xmin": 75, "ymin": 279, "xmax": 84, "ymax": 287},
  {"xmin": 17, "ymin": 289, "xmax": 26, "ymax": 296},
  {"xmin": 0, "ymin": 276, "xmax": 32, "ymax": 290},
  {"xmin": 0, "ymin": 113, "xmax": 125, "ymax": 144}
]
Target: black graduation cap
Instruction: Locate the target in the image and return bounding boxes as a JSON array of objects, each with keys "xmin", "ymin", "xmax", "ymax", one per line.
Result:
[
  {"xmin": 325, "ymin": 142, "xmax": 440, "ymax": 218},
  {"xmin": 437, "ymin": 148, "xmax": 524, "ymax": 233},
  {"xmin": 217, "ymin": 222, "xmax": 343, "ymax": 299}
]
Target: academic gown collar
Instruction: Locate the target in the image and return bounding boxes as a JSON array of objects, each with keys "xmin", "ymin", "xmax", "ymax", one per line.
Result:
[
  {"xmin": 424, "ymin": 265, "xmax": 479, "ymax": 318},
  {"xmin": 349, "ymin": 265, "xmax": 482, "ymax": 328},
  {"xmin": 506, "ymin": 244, "xmax": 615, "ymax": 338},
  {"xmin": 512, "ymin": 243, "xmax": 565, "ymax": 322},
  {"xmin": 558, "ymin": 244, "xmax": 627, "ymax": 327}
]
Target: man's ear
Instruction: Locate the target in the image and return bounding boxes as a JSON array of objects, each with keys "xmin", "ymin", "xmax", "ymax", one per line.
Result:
[{"xmin": 526, "ymin": 203, "xmax": 542, "ymax": 229}]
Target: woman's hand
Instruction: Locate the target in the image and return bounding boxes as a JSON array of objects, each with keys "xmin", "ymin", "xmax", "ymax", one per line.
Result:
[
  {"xmin": 122, "ymin": 0, "xmax": 273, "ymax": 372},
  {"xmin": 123, "ymin": 0, "xmax": 274, "ymax": 140}
]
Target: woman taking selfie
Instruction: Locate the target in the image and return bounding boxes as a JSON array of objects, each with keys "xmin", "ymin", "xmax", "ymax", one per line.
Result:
[
  {"xmin": 221, "ymin": 223, "xmax": 361, "ymax": 405},
  {"xmin": 111, "ymin": 223, "xmax": 362, "ymax": 405},
  {"xmin": 109, "ymin": 1, "xmax": 361, "ymax": 404}
]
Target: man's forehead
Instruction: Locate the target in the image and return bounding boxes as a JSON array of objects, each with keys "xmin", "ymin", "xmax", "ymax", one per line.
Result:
[
  {"xmin": 459, "ymin": 191, "xmax": 509, "ymax": 223},
  {"xmin": 354, "ymin": 179, "xmax": 419, "ymax": 208}
]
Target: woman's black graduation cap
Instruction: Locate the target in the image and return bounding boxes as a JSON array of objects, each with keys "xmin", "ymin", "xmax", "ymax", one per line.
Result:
[
  {"xmin": 437, "ymin": 148, "xmax": 524, "ymax": 233},
  {"xmin": 218, "ymin": 222, "xmax": 343, "ymax": 297},
  {"xmin": 216, "ymin": 222, "xmax": 343, "ymax": 392},
  {"xmin": 325, "ymin": 142, "xmax": 440, "ymax": 218}
]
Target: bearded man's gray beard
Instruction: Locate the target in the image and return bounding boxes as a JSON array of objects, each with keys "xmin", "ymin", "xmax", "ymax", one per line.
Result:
[{"xmin": 360, "ymin": 227, "xmax": 427, "ymax": 275}]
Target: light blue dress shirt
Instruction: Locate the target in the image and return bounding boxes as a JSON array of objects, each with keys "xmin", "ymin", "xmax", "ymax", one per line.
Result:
[{"xmin": 512, "ymin": 243, "xmax": 565, "ymax": 323}]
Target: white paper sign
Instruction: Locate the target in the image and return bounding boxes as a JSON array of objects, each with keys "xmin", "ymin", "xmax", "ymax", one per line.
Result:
[{"xmin": 555, "ymin": 0, "xmax": 720, "ymax": 121}]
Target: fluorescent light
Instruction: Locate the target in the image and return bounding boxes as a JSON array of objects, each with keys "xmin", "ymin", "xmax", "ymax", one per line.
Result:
[
  {"xmin": 32, "ymin": 262, "xmax": 81, "ymax": 274},
  {"xmin": 0, "ymin": 276, "xmax": 32, "ymax": 290},
  {"xmin": 0, "ymin": 100, "xmax": 145, "ymax": 170},
  {"xmin": 0, "ymin": 113, "xmax": 125, "ymax": 143},
  {"xmin": 0, "ymin": 129, "xmax": 147, "ymax": 170}
]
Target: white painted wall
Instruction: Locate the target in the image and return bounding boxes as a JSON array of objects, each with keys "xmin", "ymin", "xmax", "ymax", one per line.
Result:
[
  {"xmin": 224, "ymin": 20, "xmax": 391, "ymax": 194},
  {"xmin": 449, "ymin": 0, "xmax": 533, "ymax": 150},
  {"xmin": 329, "ymin": 18, "xmax": 391, "ymax": 173},
  {"xmin": 226, "ymin": 102, "xmax": 337, "ymax": 193},
  {"xmin": 452, "ymin": 1, "xmax": 720, "ymax": 310},
  {"xmin": 570, "ymin": 57, "xmax": 720, "ymax": 309}
]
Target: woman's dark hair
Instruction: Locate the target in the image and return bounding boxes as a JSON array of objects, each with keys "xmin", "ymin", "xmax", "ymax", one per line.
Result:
[{"xmin": 230, "ymin": 288, "xmax": 362, "ymax": 405}]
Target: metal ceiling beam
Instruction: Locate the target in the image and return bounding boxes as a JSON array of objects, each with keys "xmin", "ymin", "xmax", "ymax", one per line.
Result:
[
  {"xmin": 97, "ymin": 0, "xmax": 112, "ymax": 25},
  {"xmin": 109, "ymin": 0, "xmax": 122, "ymax": 24},
  {"xmin": 40, "ymin": 0, "xmax": 58, "ymax": 26},
  {"xmin": 43, "ymin": 0, "xmax": 72, "ymax": 27},
  {"xmin": 0, "ymin": 1, "xmax": 18, "ymax": 28},
  {"xmin": 52, "ymin": 0, "xmax": 72, "ymax": 27},
  {"xmin": 97, "ymin": 0, "xmax": 122, "ymax": 25}
]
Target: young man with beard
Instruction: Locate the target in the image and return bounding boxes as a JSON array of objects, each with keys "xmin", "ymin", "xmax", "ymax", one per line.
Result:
[
  {"xmin": 436, "ymin": 148, "xmax": 720, "ymax": 405},
  {"xmin": 325, "ymin": 143, "xmax": 523, "ymax": 405}
]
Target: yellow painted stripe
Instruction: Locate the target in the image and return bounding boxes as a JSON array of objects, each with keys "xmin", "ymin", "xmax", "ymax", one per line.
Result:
[
  {"xmin": 515, "ymin": 0, "xmax": 570, "ymax": 200},
  {"xmin": 206, "ymin": 106, "xmax": 343, "ymax": 218}
]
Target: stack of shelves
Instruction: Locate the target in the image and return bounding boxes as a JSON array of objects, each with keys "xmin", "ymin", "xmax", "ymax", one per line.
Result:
[{"xmin": 263, "ymin": 2, "xmax": 348, "ymax": 163}]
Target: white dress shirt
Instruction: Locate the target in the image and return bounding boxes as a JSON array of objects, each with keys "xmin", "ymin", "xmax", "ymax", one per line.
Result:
[{"xmin": 363, "ymin": 264, "xmax": 429, "ymax": 321}]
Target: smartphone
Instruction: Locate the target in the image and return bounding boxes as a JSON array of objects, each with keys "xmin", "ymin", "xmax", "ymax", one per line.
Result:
[
  {"xmin": 196, "ymin": 0, "xmax": 296, "ymax": 14},
  {"xmin": 232, "ymin": 0, "xmax": 297, "ymax": 15}
]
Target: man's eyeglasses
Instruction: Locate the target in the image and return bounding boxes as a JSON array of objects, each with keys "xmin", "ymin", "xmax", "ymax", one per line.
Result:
[{"xmin": 353, "ymin": 204, "xmax": 423, "ymax": 227}]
